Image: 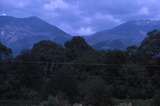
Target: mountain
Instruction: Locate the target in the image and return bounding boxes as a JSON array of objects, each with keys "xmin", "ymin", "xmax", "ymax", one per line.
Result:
[
  {"xmin": 0, "ymin": 16, "xmax": 71, "ymax": 53},
  {"xmin": 93, "ymin": 39, "xmax": 125, "ymax": 50},
  {"xmin": 86, "ymin": 20, "xmax": 160, "ymax": 50}
]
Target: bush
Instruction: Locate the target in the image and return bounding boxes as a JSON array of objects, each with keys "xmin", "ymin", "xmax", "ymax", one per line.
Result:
[
  {"xmin": 152, "ymin": 91, "xmax": 160, "ymax": 106},
  {"xmin": 79, "ymin": 77, "xmax": 114, "ymax": 106}
]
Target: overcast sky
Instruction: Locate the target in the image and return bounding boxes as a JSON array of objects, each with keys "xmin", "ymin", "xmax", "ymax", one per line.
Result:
[{"xmin": 0, "ymin": 0, "xmax": 160, "ymax": 35}]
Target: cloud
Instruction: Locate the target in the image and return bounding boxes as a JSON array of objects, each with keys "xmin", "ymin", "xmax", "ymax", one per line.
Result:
[
  {"xmin": 76, "ymin": 27, "xmax": 94, "ymax": 35},
  {"xmin": 1, "ymin": 0, "xmax": 160, "ymax": 35},
  {"xmin": 1, "ymin": 0, "xmax": 29, "ymax": 8},
  {"xmin": 1, "ymin": 13, "xmax": 7, "ymax": 16},
  {"xmin": 138, "ymin": 7, "xmax": 150, "ymax": 15},
  {"xmin": 94, "ymin": 13, "xmax": 122, "ymax": 24},
  {"xmin": 44, "ymin": 0, "xmax": 69, "ymax": 11}
]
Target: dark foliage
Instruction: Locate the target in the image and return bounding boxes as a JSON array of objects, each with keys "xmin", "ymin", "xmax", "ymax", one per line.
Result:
[{"xmin": 1, "ymin": 33, "xmax": 160, "ymax": 105}]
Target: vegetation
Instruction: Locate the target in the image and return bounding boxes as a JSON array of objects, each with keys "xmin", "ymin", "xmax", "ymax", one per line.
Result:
[{"xmin": 1, "ymin": 31, "xmax": 160, "ymax": 105}]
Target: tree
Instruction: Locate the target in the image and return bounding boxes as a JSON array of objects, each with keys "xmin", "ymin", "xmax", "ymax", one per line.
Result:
[
  {"xmin": 14, "ymin": 49, "xmax": 45, "ymax": 96},
  {"xmin": 0, "ymin": 42, "xmax": 12, "ymax": 61},
  {"xmin": 47, "ymin": 68, "xmax": 79, "ymax": 103},
  {"xmin": 31, "ymin": 40, "xmax": 65, "ymax": 62},
  {"xmin": 119, "ymin": 64, "xmax": 153, "ymax": 98},
  {"xmin": 64, "ymin": 36, "xmax": 94, "ymax": 61},
  {"xmin": 152, "ymin": 90, "xmax": 160, "ymax": 106},
  {"xmin": 31, "ymin": 40, "xmax": 66, "ymax": 80},
  {"xmin": 139, "ymin": 30, "xmax": 160, "ymax": 57},
  {"xmin": 79, "ymin": 77, "xmax": 114, "ymax": 106}
]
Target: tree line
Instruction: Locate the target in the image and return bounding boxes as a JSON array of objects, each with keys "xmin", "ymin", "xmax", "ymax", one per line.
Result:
[{"xmin": 1, "ymin": 30, "xmax": 160, "ymax": 105}]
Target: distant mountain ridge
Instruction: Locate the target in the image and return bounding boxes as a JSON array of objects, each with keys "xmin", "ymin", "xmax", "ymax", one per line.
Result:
[
  {"xmin": 86, "ymin": 20, "xmax": 160, "ymax": 50},
  {"xmin": 0, "ymin": 16, "xmax": 71, "ymax": 53},
  {"xmin": 1, "ymin": 16, "xmax": 160, "ymax": 53}
]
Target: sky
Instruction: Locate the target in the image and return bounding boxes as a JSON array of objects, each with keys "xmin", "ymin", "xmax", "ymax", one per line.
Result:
[{"xmin": 0, "ymin": 0, "xmax": 160, "ymax": 35}]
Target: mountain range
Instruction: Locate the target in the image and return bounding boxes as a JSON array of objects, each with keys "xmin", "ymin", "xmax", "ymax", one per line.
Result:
[
  {"xmin": 0, "ymin": 16, "xmax": 160, "ymax": 53},
  {"xmin": 86, "ymin": 20, "xmax": 160, "ymax": 50},
  {"xmin": 0, "ymin": 16, "xmax": 71, "ymax": 53}
]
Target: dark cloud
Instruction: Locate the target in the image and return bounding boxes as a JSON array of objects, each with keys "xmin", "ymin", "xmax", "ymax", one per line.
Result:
[{"xmin": 0, "ymin": 0, "xmax": 160, "ymax": 35}]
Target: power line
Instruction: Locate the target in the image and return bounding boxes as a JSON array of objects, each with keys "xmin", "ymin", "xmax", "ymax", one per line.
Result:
[{"xmin": 1, "ymin": 61, "xmax": 160, "ymax": 67}]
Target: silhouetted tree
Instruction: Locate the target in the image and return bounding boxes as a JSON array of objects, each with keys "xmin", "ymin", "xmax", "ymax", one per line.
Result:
[
  {"xmin": 64, "ymin": 36, "xmax": 94, "ymax": 61},
  {"xmin": 0, "ymin": 42, "xmax": 12, "ymax": 60}
]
